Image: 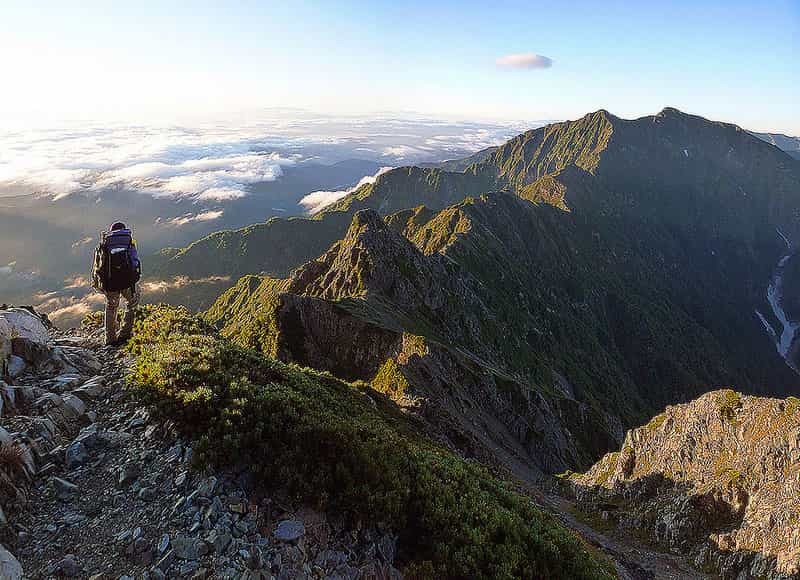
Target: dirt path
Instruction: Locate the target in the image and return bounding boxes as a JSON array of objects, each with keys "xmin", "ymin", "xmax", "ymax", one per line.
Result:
[{"xmin": 542, "ymin": 493, "xmax": 709, "ymax": 580}]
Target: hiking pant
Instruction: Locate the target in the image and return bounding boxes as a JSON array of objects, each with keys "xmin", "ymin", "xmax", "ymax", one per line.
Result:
[{"xmin": 104, "ymin": 285, "xmax": 140, "ymax": 344}]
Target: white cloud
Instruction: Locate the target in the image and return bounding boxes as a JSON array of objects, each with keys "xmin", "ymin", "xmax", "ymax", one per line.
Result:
[
  {"xmin": 0, "ymin": 123, "xmax": 299, "ymax": 201},
  {"xmin": 0, "ymin": 112, "xmax": 541, "ymax": 202},
  {"xmin": 140, "ymin": 276, "xmax": 231, "ymax": 294},
  {"xmin": 166, "ymin": 210, "xmax": 224, "ymax": 226},
  {"xmin": 496, "ymin": 53, "xmax": 553, "ymax": 70},
  {"xmin": 300, "ymin": 167, "xmax": 393, "ymax": 214}
]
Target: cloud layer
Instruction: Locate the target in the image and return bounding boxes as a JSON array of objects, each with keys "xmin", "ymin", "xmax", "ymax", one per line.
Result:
[
  {"xmin": 496, "ymin": 53, "xmax": 553, "ymax": 70},
  {"xmin": 0, "ymin": 112, "xmax": 537, "ymax": 203},
  {"xmin": 300, "ymin": 166, "xmax": 393, "ymax": 214}
]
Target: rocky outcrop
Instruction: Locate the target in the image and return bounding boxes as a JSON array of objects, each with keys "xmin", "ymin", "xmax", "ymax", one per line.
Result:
[
  {"xmin": 0, "ymin": 316, "xmax": 402, "ymax": 579},
  {"xmin": 571, "ymin": 389, "xmax": 800, "ymax": 579},
  {"xmin": 206, "ymin": 208, "xmax": 621, "ymax": 477}
]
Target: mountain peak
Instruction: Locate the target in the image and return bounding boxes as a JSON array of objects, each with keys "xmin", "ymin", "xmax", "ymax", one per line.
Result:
[{"xmin": 656, "ymin": 106, "xmax": 686, "ymax": 117}]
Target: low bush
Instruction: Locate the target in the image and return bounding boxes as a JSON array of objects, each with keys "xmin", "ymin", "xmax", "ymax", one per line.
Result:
[{"xmin": 128, "ymin": 305, "xmax": 614, "ymax": 580}]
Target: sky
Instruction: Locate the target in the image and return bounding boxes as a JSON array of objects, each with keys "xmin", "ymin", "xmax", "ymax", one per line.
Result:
[{"xmin": 0, "ymin": 0, "xmax": 798, "ymax": 133}]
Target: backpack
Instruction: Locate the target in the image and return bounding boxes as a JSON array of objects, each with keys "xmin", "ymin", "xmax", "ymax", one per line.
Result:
[{"xmin": 92, "ymin": 231, "xmax": 140, "ymax": 292}]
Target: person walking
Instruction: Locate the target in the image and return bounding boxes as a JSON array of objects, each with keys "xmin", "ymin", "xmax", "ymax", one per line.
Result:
[{"xmin": 91, "ymin": 221, "xmax": 142, "ymax": 346}]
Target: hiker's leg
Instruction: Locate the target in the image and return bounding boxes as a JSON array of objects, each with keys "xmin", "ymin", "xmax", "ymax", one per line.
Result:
[
  {"xmin": 104, "ymin": 292, "xmax": 121, "ymax": 344},
  {"xmin": 119, "ymin": 285, "xmax": 140, "ymax": 339}
]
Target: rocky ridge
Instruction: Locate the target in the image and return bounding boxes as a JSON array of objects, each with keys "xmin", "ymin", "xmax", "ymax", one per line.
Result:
[
  {"xmin": 0, "ymin": 307, "xmax": 401, "ymax": 579},
  {"xmin": 570, "ymin": 389, "xmax": 800, "ymax": 579}
]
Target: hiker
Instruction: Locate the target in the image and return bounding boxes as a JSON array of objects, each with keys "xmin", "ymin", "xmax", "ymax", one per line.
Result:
[{"xmin": 91, "ymin": 222, "xmax": 142, "ymax": 346}]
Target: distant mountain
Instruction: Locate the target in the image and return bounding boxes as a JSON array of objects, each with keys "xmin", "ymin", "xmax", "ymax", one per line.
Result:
[
  {"xmin": 159, "ymin": 107, "xmax": 800, "ymax": 294},
  {"xmin": 753, "ymin": 131, "xmax": 800, "ymax": 159},
  {"xmin": 189, "ymin": 108, "xmax": 800, "ymax": 477}
]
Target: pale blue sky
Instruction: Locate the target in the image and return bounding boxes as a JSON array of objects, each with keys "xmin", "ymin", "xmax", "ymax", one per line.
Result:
[{"xmin": 1, "ymin": 0, "xmax": 798, "ymax": 133}]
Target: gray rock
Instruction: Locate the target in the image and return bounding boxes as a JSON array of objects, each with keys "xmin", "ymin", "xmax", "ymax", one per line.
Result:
[
  {"xmin": 174, "ymin": 471, "xmax": 188, "ymax": 487},
  {"xmin": 71, "ymin": 376, "xmax": 105, "ymax": 398},
  {"xmin": 206, "ymin": 530, "xmax": 232, "ymax": 554},
  {"xmin": 64, "ymin": 441, "xmax": 89, "ymax": 469},
  {"xmin": 7, "ymin": 356, "xmax": 25, "ymax": 378},
  {"xmin": 118, "ymin": 463, "xmax": 141, "ymax": 487},
  {"xmin": 54, "ymin": 554, "xmax": 82, "ymax": 576},
  {"xmin": 53, "ymin": 476, "xmax": 78, "ymax": 499},
  {"xmin": 196, "ymin": 476, "xmax": 217, "ymax": 498},
  {"xmin": 63, "ymin": 513, "xmax": 87, "ymax": 526},
  {"xmin": 172, "ymin": 536, "xmax": 201, "ymax": 560},
  {"xmin": 0, "ymin": 544, "xmax": 22, "ymax": 580},
  {"xmin": 11, "ymin": 338, "xmax": 51, "ymax": 367},
  {"xmin": 158, "ymin": 533, "xmax": 170, "ymax": 554},
  {"xmin": 60, "ymin": 393, "xmax": 86, "ymax": 417},
  {"xmin": 274, "ymin": 520, "xmax": 305, "ymax": 542},
  {"xmin": 74, "ymin": 423, "xmax": 100, "ymax": 448}
]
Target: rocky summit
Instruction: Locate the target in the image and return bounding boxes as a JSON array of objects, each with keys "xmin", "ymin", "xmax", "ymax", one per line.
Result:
[{"xmin": 570, "ymin": 390, "xmax": 800, "ymax": 579}]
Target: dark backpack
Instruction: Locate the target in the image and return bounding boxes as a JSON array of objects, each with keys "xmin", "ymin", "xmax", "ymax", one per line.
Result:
[{"xmin": 92, "ymin": 231, "xmax": 140, "ymax": 292}]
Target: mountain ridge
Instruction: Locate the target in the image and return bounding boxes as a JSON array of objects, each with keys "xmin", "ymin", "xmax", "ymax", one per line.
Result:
[{"xmin": 154, "ymin": 107, "xmax": 800, "ymax": 287}]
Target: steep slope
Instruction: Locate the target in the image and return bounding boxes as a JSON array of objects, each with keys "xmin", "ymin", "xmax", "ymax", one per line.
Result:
[
  {"xmin": 205, "ymin": 193, "xmax": 799, "ymax": 477},
  {"xmin": 570, "ymin": 390, "xmax": 800, "ymax": 579},
  {"xmin": 169, "ymin": 108, "xmax": 800, "ymax": 475},
  {"xmin": 126, "ymin": 306, "xmax": 616, "ymax": 580}
]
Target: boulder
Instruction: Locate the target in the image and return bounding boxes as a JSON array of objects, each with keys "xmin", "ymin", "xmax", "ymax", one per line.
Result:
[
  {"xmin": 0, "ymin": 544, "xmax": 22, "ymax": 580},
  {"xmin": 0, "ymin": 308, "xmax": 49, "ymax": 345}
]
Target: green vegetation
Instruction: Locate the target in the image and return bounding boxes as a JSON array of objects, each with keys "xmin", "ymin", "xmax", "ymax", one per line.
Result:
[
  {"xmin": 785, "ymin": 396, "xmax": 800, "ymax": 416},
  {"xmin": 645, "ymin": 413, "xmax": 667, "ymax": 431},
  {"xmin": 716, "ymin": 390, "xmax": 743, "ymax": 423},
  {"xmin": 593, "ymin": 453, "xmax": 620, "ymax": 487},
  {"xmin": 127, "ymin": 306, "xmax": 615, "ymax": 580},
  {"xmin": 371, "ymin": 358, "xmax": 409, "ymax": 400}
]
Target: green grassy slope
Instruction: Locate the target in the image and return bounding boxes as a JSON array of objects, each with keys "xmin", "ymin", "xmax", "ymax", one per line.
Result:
[{"xmin": 127, "ymin": 305, "xmax": 616, "ymax": 580}]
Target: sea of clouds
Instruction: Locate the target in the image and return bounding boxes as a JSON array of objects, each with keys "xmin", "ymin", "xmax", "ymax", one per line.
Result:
[{"xmin": 0, "ymin": 110, "xmax": 539, "ymax": 203}]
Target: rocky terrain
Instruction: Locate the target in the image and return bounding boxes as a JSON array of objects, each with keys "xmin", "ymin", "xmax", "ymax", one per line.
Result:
[
  {"xmin": 570, "ymin": 389, "xmax": 800, "ymax": 579},
  {"xmin": 0, "ymin": 307, "xmax": 403, "ymax": 579}
]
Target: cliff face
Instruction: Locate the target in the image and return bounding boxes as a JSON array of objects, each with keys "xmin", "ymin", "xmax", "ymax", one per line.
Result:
[{"xmin": 572, "ymin": 390, "xmax": 800, "ymax": 579}]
